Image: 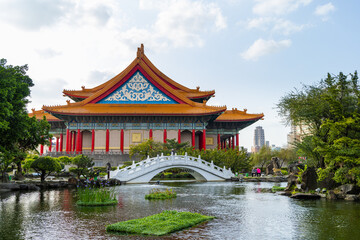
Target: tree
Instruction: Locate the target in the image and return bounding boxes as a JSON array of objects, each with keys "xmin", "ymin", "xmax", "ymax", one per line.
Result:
[
  {"xmin": 0, "ymin": 150, "xmax": 14, "ymax": 182},
  {"xmin": 129, "ymin": 139, "xmax": 163, "ymax": 160},
  {"xmin": 30, "ymin": 156, "xmax": 62, "ymax": 182},
  {"xmin": 71, "ymin": 155, "xmax": 94, "ymax": 179},
  {"xmin": 0, "ymin": 59, "xmax": 50, "ymax": 180},
  {"xmin": 251, "ymin": 146, "xmax": 274, "ymax": 170},
  {"xmin": 276, "ymin": 147, "xmax": 298, "ymax": 168},
  {"xmin": 278, "ymin": 71, "xmax": 360, "ymax": 186}
]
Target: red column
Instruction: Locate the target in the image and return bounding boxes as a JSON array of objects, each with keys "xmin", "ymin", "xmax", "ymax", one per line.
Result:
[
  {"xmin": 49, "ymin": 138, "xmax": 52, "ymax": 152},
  {"xmin": 106, "ymin": 129, "xmax": 110, "ymax": 153},
  {"xmin": 120, "ymin": 129, "xmax": 124, "ymax": 153},
  {"xmin": 80, "ymin": 131, "xmax": 83, "ymax": 153},
  {"xmin": 56, "ymin": 137, "xmax": 59, "ymax": 152},
  {"xmin": 178, "ymin": 129, "xmax": 181, "ymax": 143},
  {"xmin": 66, "ymin": 129, "xmax": 70, "ymax": 153},
  {"xmin": 149, "ymin": 129, "xmax": 153, "ymax": 140},
  {"xmin": 91, "ymin": 129, "xmax": 95, "ymax": 152},
  {"xmin": 69, "ymin": 132, "xmax": 73, "ymax": 152},
  {"xmin": 60, "ymin": 133, "xmax": 63, "ymax": 152},
  {"xmin": 202, "ymin": 129, "xmax": 206, "ymax": 150},
  {"xmin": 236, "ymin": 133, "xmax": 239, "ymax": 150},
  {"xmin": 192, "ymin": 129, "xmax": 195, "ymax": 149},
  {"xmin": 76, "ymin": 129, "xmax": 81, "ymax": 153},
  {"xmin": 163, "ymin": 129, "xmax": 167, "ymax": 143},
  {"xmin": 72, "ymin": 132, "xmax": 76, "ymax": 152},
  {"xmin": 232, "ymin": 135, "xmax": 235, "ymax": 149},
  {"xmin": 40, "ymin": 145, "xmax": 44, "ymax": 155},
  {"xmin": 217, "ymin": 134, "xmax": 220, "ymax": 150}
]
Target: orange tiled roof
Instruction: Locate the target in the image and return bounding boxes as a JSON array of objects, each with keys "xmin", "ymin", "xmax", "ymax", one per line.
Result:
[
  {"xmin": 63, "ymin": 44, "xmax": 215, "ymax": 100},
  {"xmin": 43, "ymin": 103, "xmax": 226, "ymax": 116},
  {"xmin": 215, "ymin": 108, "xmax": 264, "ymax": 122},
  {"xmin": 28, "ymin": 109, "xmax": 62, "ymax": 122}
]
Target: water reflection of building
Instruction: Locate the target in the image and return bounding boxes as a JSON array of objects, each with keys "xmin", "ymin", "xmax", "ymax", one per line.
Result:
[{"xmin": 29, "ymin": 44, "xmax": 263, "ymax": 165}]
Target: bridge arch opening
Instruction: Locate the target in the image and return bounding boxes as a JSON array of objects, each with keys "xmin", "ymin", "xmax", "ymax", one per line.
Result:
[{"xmin": 149, "ymin": 167, "xmax": 201, "ymax": 182}]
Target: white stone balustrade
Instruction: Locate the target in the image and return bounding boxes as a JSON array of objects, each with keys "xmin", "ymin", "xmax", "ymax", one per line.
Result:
[{"xmin": 109, "ymin": 152, "xmax": 235, "ymax": 183}]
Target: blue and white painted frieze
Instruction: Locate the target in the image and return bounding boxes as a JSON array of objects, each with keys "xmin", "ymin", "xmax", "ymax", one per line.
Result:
[{"xmin": 98, "ymin": 71, "xmax": 177, "ymax": 104}]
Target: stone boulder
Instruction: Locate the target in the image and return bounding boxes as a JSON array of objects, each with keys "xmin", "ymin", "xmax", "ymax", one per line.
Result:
[
  {"xmin": 68, "ymin": 177, "xmax": 78, "ymax": 185},
  {"xmin": 300, "ymin": 167, "xmax": 318, "ymax": 192},
  {"xmin": 287, "ymin": 163, "xmax": 304, "ymax": 174},
  {"xmin": 285, "ymin": 173, "xmax": 298, "ymax": 191},
  {"xmin": 290, "ymin": 193, "xmax": 321, "ymax": 200},
  {"xmin": 317, "ymin": 172, "xmax": 340, "ymax": 190},
  {"xmin": 334, "ymin": 184, "xmax": 360, "ymax": 195},
  {"xmin": 266, "ymin": 157, "xmax": 281, "ymax": 175}
]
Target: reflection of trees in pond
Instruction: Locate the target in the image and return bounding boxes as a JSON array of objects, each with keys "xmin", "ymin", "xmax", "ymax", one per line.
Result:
[
  {"xmin": 0, "ymin": 192, "xmax": 24, "ymax": 239},
  {"xmin": 293, "ymin": 200, "xmax": 360, "ymax": 239}
]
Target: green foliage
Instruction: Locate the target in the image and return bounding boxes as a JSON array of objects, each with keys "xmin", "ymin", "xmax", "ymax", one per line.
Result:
[
  {"xmin": 106, "ymin": 210, "xmax": 215, "ymax": 236},
  {"xmin": 76, "ymin": 186, "xmax": 117, "ymax": 206},
  {"xmin": 296, "ymin": 164, "xmax": 308, "ymax": 183},
  {"xmin": 145, "ymin": 188, "xmax": 177, "ymax": 200},
  {"xmin": 0, "ymin": 59, "xmax": 51, "ymax": 179},
  {"xmin": 251, "ymin": 146, "xmax": 274, "ymax": 169},
  {"xmin": 278, "ymin": 71, "xmax": 360, "ymax": 186},
  {"xmin": 271, "ymin": 186, "xmax": 286, "ymax": 192},
  {"xmin": 281, "ymin": 170, "xmax": 288, "ymax": 175},
  {"xmin": 71, "ymin": 155, "xmax": 94, "ymax": 179},
  {"xmin": 129, "ymin": 139, "xmax": 163, "ymax": 160},
  {"xmin": 57, "ymin": 156, "xmax": 72, "ymax": 165},
  {"xmin": 30, "ymin": 156, "xmax": 62, "ymax": 182}
]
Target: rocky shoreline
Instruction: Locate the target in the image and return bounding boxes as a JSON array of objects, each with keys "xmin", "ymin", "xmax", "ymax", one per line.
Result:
[{"xmin": 0, "ymin": 178, "xmax": 122, "ymax": 193}]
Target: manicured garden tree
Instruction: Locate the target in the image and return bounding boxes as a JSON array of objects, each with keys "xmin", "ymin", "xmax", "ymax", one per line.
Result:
[
  {"xmin": 70, "ymin": 155, "xmax": 94, "ymax": 179},
  {"xmin": 30, "ymin": 156, "xmax": 62, "ymax": 182},
  {"xmin": 276, "ymin": 147, "xmax": 298, "ymax": 168}
]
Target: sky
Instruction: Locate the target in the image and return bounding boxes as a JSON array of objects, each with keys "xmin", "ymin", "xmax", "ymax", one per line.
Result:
[{"xmin": 1, "ymin": 0, "xmax": 359, "ymax": 151}]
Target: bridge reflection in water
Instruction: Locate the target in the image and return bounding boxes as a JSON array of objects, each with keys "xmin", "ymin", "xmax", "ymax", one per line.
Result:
[{"xmin": 110, "ymin": 153, "xmax": 234, "ymax": 183}]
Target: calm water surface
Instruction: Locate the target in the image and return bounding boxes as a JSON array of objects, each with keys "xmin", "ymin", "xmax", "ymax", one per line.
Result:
[{"xmin": 0, "ymin": 181, "xmax": 359, "ymax": 240}]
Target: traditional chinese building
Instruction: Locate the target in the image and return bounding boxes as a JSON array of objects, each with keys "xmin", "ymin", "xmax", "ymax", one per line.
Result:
[{"xmin": 29, "ymin": 44, "xmax": 263, "ymax": 162}]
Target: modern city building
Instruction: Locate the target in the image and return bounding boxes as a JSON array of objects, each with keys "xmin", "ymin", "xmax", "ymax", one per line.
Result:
[{"xmin": 252, "ymin": 126, "xmax": 265, "ymax": 153}]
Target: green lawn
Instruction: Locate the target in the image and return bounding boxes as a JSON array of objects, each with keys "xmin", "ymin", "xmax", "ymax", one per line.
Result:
[
  {"xmin": 106, "ymin": 210, "xmax": 215, "ymax": 236},
  {"xmin": 145, "ymin": 188, "xmax": 177, "ymax": 200}
]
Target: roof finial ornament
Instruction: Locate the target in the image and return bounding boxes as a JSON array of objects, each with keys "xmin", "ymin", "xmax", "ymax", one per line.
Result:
[
  {"xmin": 31, "ymin": 108, "xmax": 35, "ymax": 113},
  {"xmin": 137, "ymin": 43, "xmax": 145, "ymax": 59},
  {"xmin": 66, "ymin": 100, "xmax": 70, "ymax": 105},
  {"xmin": 244, "ymin": 108, "xmax": 247, "ymax": 113},
  {"xmin": 196, "ymin": 86, "xmax": 200, "ymax": 91},
  {"xmin": 81, "ymin": 86, "xmax": 85, "ymax": 90}
]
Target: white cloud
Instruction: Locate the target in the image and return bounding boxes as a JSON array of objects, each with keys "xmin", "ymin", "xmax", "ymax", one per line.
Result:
[
  {"xmin": 241, "ymin": 38, "xmax": 291, "ymax": 61},
  {"xmin": 246, "ymin": 17, "xmax": 306, "ymax": 35},
  {"xmin": 0, "ymin": 0, "xmax": 73, "ymax": 30},
  {"xmin": 135, "ymin": 0, "xmax": 227, "ymax": 48},
  {"xmin": 253, "ymin": 0, "xmax": 312, "ymax": 16},
  {"xmin": 314, "ymin": 2, "xmax": 335, "ymax": 21}
]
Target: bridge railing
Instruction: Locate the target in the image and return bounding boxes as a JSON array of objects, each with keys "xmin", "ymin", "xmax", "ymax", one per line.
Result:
[{"xmin": 110, "ymin": 152, "xmax": 234, "ymax": 180}]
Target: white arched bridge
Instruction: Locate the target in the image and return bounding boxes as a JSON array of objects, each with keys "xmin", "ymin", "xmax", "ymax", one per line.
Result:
[{"xmin": 109, "ymin": 153, "xmax": 235, "ymax": 183}]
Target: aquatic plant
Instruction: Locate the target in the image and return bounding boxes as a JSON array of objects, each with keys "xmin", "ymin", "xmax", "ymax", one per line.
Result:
[
  {"xmin": 76, "ymin": 186, "xmax": 117, "ymax": 206},
  {"xmin": 145, "ymin": 188, "xmax": 177, "ymax": 200},
  {"xmin": 106, "ymin": 210, "xmax": 214, "ymax": 236}
]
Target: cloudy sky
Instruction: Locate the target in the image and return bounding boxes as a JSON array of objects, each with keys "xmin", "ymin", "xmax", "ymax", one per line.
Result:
[{"xmin": 1, "ymin": 0, "xmax": 359, "ymax": 150}]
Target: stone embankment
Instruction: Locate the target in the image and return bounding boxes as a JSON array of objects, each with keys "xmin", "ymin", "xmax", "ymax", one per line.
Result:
[
  {"xmin": 231, "ymin": 176, "xmax": 288, "ymax": 182},
  {"xmin": 0, "ymin": 178, "xmax": 122, "ymax": 193}
]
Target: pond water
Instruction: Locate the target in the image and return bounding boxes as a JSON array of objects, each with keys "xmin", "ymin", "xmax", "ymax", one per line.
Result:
[{"xmin": 1, "ymin": 181, "xmax": 359, "ymax": 240}]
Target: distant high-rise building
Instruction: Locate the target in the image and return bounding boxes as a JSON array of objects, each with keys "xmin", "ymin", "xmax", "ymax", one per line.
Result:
[
  {"xmin": 287, "ymin": 122, "xmax": 310, "ymax": 148},
  {"xmin": 252, "ymin": 126, "xmax": 265, "ymax": 152}
]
